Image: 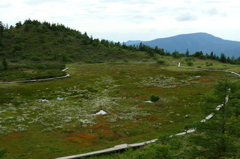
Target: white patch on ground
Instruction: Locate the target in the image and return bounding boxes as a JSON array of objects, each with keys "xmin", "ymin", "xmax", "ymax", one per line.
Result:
[
  {"xmin": 39, "ymin": 99, "xmax": 49, "ymax": 102},
  {"xmin": 95, "ymin": 110, "xmax": 107, "ymax": 115},
  {"xmin": 145, "ymin": 101, "xmax": 153, "ymax": 103},
  {"xmin": 57, "ymin": 97, "xmax": 64, "ymax": 100}
]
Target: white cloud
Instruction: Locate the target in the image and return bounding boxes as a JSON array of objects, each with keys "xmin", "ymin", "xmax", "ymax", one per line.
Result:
[
  {"xmin": 25, "ymin": 0, "xmax": 66, "ymax": 6},
  {"xmin": 0, "ymin": 0, "xmax": 240, "ymax": 42},
  {"xmin": 175, "ymin": 11, "xmax": 198, "ymax": 21},
  {"xmin": 205, "ymin": 7, "xmax": 227, "ymax": 16}
]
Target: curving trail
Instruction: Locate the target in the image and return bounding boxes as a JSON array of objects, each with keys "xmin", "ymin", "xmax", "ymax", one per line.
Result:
[
  {"xmin": 56, "ymin": 91, "xmax": 230, "ymax": 159},
  {"xmin": 56, "ymin": 63, "xmax": 240, "ymax": 159},
  {"xmin": 1, "ymin": 63, "xmax": 237, "ymax": 159},
  {"xmin": 0, "ymin": 68, "xmax": 70, "ymax": 84}
]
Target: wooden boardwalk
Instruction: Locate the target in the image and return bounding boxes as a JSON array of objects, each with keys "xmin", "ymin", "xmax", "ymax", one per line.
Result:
[
  {"xmin": 55, "ymin": 67, "xmax": 237, "ymax": 159},
  {"xmin": 56, "ymin": 94, "xmax": 229, "ymax": 159},
  {"xmin": 56, "ymin": 139, "xmax": 158, "ymax": 159},
  {"xmin": 57, "ymin": 95, "xmax": 230, "ymax": 159},
  {"xmin": 0, "ymin": 68, "xmax": 70, "ymax": 84},
  {"xmin": 56, "ymin": 102, "xmax": 226, "ymax": 159}
]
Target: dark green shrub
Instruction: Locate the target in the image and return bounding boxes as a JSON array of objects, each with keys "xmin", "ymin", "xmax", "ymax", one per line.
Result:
[
  {"xmin": 11, "ymin": 43, "xmax": 25, "ymax": 52},
  {"xmin": 157, "ymin": 60, "xmax": 165, "ymax": 64},
  {"xmin": 85, "ymin": 60, "xmax": 104, "ymax": 64},
  {"xmin": 10, "ymin": 59, "xmax": 20, "ymax": 63},
  {"xmin": 150, "ymin": 95, "xmax": 160, "ymax": 102},
  {"xmin": 44, "ymin": 63, "xmax": 65, "ymax": 70},
  {"xmin": 31, "ymin": 56, "xmax": 41, "ymax": 61},
  {"xmin": 134, "ymin": 143, "xmax": 173, "ymax": 159},
  {"xmin": 187, "ymin": 62, "xmax": 193, "ymax": 66},
  {"xmin": 2, "ymin": 57, "xmax": 8, "ymax": 70},
  {"xmin": 61, "ymin": 54, "xmax": 68, "ymax": 62},
  {"xmin": 185, "ymin": 57, "xmax": 194, "ymax": 61},
  {"xmin": 206, "ymin": 62, "xmax": 213, "ymax": 66},
  {"xmin": 0, "ymin": 51, "xmax": 5, "ymax": 56},
  {"xmin": 3, "ymin": 32, "xmax": 13, "ymax": 39},
  {"xmin": 0, "ymin": 149, "xmax": 7, "ymax": 159},
  {"xmin": 14, "ymin": 34, "xmax": 25, "ymax": 43},
  {"xmin": 153, "ymin": 56, "xmax": 158, "ymax": 61},
  {"xmin": 36, "ymin": 64, "xmax": 46, "ymax": 69}
]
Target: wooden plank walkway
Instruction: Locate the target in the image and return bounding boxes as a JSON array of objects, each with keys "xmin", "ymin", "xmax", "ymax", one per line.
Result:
[
  {"xmin": 56, "ymin": 139, "xmax": 157, "ymax": 159},
  {"xmin": 0, "ymin": 68, "xmax": 70, "ymax": 84},
  {"xmin": 56, "ymin": 67, "xmax": 236, "ymax": 159},
  {"xmin": 56, "ymin": 93, "xmax": 229, "ymax": 159},
  {"xmin": 56, "ymin": 95, "xmax": 229, "ymax": 159}
]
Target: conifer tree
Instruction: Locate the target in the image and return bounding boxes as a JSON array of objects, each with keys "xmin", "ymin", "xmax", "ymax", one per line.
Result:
[
  {"xmin": 2, "ymin": 57, "xmax": 8, "ymax": 70},
  {"xmin": 187, "ymin": 80, "xmax": 239, "ymax": 158},
  {"xmin": 220, "ymin": 53, "xmax": 227, "ymax": 63},
  {"xmin": 185, "ymin": 49, "xmax": 189, "ymax": 57},
  {"xmin": 0, "ymin": 21, "xmax": 4, "ymax": 38}
]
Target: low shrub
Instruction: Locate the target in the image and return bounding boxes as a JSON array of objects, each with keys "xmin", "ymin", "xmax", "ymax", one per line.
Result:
[
  {"xmin": 206, "ymin": 62, "xmax": 213, "ymax": 66},
  {"xmin": 157, "ymin": 60, "xmax": 165, "ymax": 64},
  {"xmin": 150, "ymin": 95, "xmax": 160, "ymax": 102},
  {"xmin": 31, "ymin": 56, "xmax": 41, "ymax": 61},
  {"xmin": 187, "ymin": 62, "xmax": 193, "ymax": 66},
  {"xmin": 10, "ymin": 59, "xmax": 20, "ymax": 63},
  {"xmin": 85, "ymin": 60, "xmax": 104, "ymax": 64}
]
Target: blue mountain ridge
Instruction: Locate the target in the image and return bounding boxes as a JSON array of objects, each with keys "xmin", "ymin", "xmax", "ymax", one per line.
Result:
[{"xmin": 125, "ymin": 32, "xmax": 240, "ymax": 58}]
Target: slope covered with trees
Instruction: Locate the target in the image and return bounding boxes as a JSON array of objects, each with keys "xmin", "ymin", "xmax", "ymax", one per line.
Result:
[
  {"xmin": 0, "ymin": 19, "xmax": 146, "ymax": 64},
  {"xmin": 0, "ymin": 19, "xmax": 156, "ymax": 81},
  {"xmin": 1, "ymin": 19, "xmax": 240, "ymax": 81}
]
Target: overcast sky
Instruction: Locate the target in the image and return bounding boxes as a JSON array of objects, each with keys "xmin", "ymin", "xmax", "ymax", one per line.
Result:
[{"xmin": 1, "ymin": 0, "xmax": 240, "ymax": 42}]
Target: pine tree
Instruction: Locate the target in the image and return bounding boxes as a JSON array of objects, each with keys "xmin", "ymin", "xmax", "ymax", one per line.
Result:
[
  {"xmin": 187, "ymin": 80, "xmax": 239, "ymax": 158},
  {"xmin": 0, "ymin": 21, "xmax": 4, "ymax": 38},
  {"xmin": 220, "ymin": 53, "xmax": 227, "ymax": 63},
  {"xmin": 185, "ymin": 49, "xmax": 189, "ymax": 57},
  {"xmin": 2, "ymin": 57, "xmax": 8, "ymax": 70}
]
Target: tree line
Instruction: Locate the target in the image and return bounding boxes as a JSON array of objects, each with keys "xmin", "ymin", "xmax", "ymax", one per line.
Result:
[
  {"xmin": 124, "ymin": 41, "xmax": 240, "ymax": 64},
  {"xmin": 1, "ymin": 19, "xmax": 240, "ymax": 69},
  {"xmin": 0, "ymin": 19, "xmax": 130, "ymax": 49}
]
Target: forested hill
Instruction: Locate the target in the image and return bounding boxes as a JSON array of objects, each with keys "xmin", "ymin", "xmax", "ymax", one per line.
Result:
[
  {"xmin": 126, "ymin": 33, "xmax": 240, "ymax": 58},
  {"xmin": 0, "ymin": 19, "xmax": 149, "ymax": 65},
  {"xmin": 0, "ymin": 19, "xmax": 162, "ymax": 81},
  {"xmin": 1, "ymin": 19, "xmax": 240, "ymax": 72}
]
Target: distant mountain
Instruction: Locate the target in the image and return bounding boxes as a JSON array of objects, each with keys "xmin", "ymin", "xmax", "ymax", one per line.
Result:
[
  {"xmin": 124, "ymin": 40, "xmax": 144, "ymax": 46},
  {"xmin": 125, "ymin": 33, "xmax": 240, "ymax": 58}
]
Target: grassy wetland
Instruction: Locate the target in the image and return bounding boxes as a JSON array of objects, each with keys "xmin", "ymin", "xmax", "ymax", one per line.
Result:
[
  {"xmin": 0, "ymin": 20, "xmax": 240, "ymax": 158},
  {"xmin": 0, "ymin": 57, "xmax": 238, "ymax": 159}
]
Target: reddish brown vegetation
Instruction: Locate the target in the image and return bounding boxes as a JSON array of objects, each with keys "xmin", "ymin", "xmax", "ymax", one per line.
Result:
[
  {"xmin": 149, "ymin": 87, "xmax": 161, "ymax": 90},
  {"xmin": 139, "ymin": 103, "xmax": 145, "ymax": 108},
  {"xmin": 64, "ymin": 133, "xmax": 97, "ymax": 146},
  {"xmin": 4, "ymin": 133, "xmax": 24, "ymax": 139},
  {"xmin": 144, "ymin": 115, "xmax": 160, "ymax": 121},
  {"xmin": 96, "ymin": 115, "xmax": 104, "ymax": 119},
  {"xmin": 93, "ymin": 124, "xmax": 105, "ymax": 129}
]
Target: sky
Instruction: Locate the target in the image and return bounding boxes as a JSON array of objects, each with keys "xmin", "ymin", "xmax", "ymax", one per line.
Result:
[{"xmin": 1, "ymin": 0, "xmax": 240, "ymax": 42}]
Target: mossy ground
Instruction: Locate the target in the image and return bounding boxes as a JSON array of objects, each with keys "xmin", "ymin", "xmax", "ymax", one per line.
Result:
[{"xmin": 0, "ymin": 59, "xmax": 238, "ymax": 159}]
